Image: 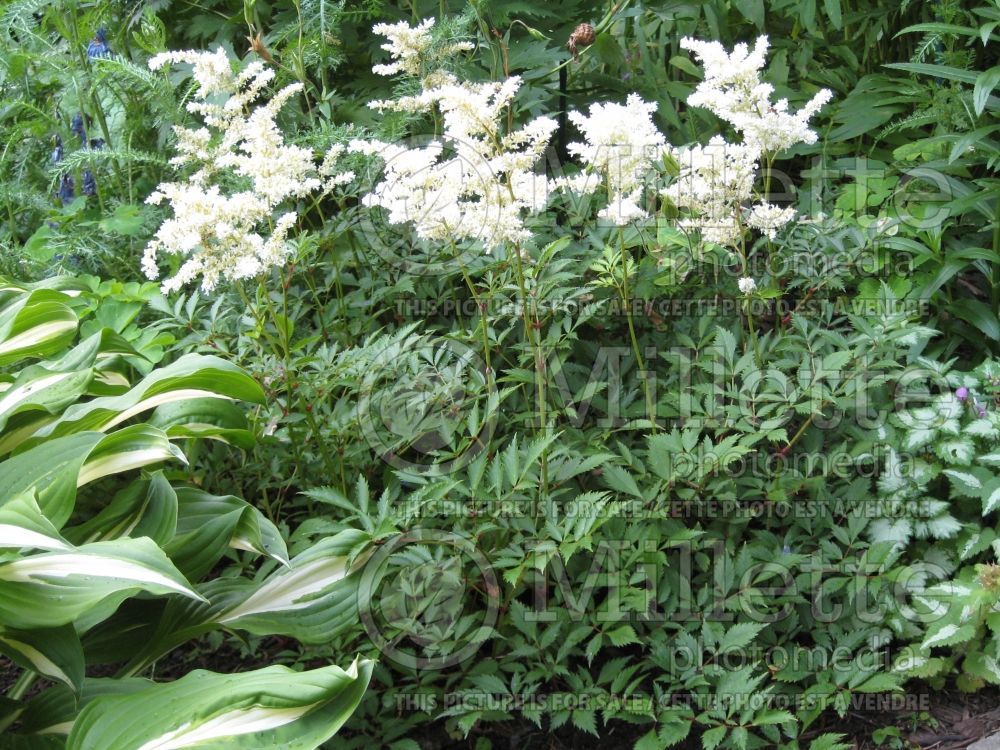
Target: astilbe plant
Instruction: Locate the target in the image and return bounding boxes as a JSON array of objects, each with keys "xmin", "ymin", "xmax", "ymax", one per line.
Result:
[{"xmin": 141, "ymin": 48, "xmax": 353, "ymax": 293}]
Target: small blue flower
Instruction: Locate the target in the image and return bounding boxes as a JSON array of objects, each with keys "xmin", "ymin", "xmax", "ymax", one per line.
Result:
[
  {"xmin": 51, "ymin": 135, "xmax": 63, "ymax": 164},
  {"xmin": 89, "ymin": 138, "xmax": 105, "ymax": 150},
  {"xmin": 71, "ymin": 113, "xmax": 87, "ymax": 145},
  {"xmin": 59, "ymin": 174, "xmax": 75, "ymax": 205},
  {"xmin": 782, "ymin": 544, "xmax": 791, "ymax": 555},
  {"xmin": 87, "ymin": 28, "xmax": 111, "ymax": 59},
  {"xmin": 82, "ymin": 170, "xmax": 97, "ymax": 197}
]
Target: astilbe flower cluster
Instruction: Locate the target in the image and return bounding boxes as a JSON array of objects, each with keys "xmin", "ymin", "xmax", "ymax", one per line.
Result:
[
  {"xmin": 661, "ymin": 137, "xmax": 759, "ymax": 246},
  {"xmin": 351, "ymin": 22, "xmax": 554, "ymax": 248},
  {"xmin": 665, "ymin": 36, "xmax": 831, "ymax": 248},
  {"xmin": 142, "ymin": 48, "xmax": 352, "ymax": 292},
  {"xmin": 559, "ymin": 35, "xmax": 831, "ymax": 250},
  {"xmin": 141, "ymin": 28, "xmax": 833, "ymax": 292},
  {"xmin": 680, "ymin": 36, "xmax": 833, "ymax": 153},
  {"xmin": 369, "ymin": 18, "xmax": 473, "ymax": 77},
  {"xmin": 555, "ymin": 94, "xmax": 666, "ymax": 226}
]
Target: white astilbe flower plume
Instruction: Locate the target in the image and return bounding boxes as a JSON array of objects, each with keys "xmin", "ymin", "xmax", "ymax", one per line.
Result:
[
  {"xmin": 370, "ymin": 18, "xmax": 473, "ymax": 78},
  {"xmin": 680, "ymin": 36, "xmax": 833, "ymax": 153},
  {"xmin": 352, "ymin": 22, "xmax": 555, "ymax": 248},
  {"xmin": 662, "ymin": 136, "xmax": 758, "ymax": 247},
  {"xmin": 143, "ymin": 49, "xmax": 353, "ymax": 292},
  {"xmin": 371, "ymin": 18, "xmax": 435, "ymax": 76},
  {"xmin": 557, "ymin": 94, "xmax": 667, "ymax": 225},
  {"xmin": 747, "ymin": 201, "xmax": 797, "ymax": 239}
]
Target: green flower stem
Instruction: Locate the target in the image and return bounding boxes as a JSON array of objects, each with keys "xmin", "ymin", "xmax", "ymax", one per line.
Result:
[
  {"xmin": 451, "ymin": 241, "xmax": 494, "ymax": 386},
  {"xmin": 618, "ymin": 229, "xmax": 657, "ymax": 432},
  {"xmin": 512, "ymin": 245, "xmax": 548, "ymax": 506}
]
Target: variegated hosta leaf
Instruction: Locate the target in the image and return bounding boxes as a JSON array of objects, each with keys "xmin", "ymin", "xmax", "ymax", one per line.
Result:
[
  {"xmin": 0, "ymin": 363, "xmax": 92, "ymax": 435},
  {"xmin": 213, "ymin": 531, "xmax": 369, "ymax": 642},
  {"xmin": 0, "ymin": 428, "xmax": 185, "ymax": 529},
  {"xmin": 120, "ymin": 531, "xmax": 370, "ymax": 673},
  {"xmin": 0, "ymin": 330, "xmax": 144, "ymax": 453},
  {"xmin": 66, "ymin": 659, "xmax": 374, "ymax": 750},
  {"xmin": 29, "ymin": 354, "xmax": 265, "ymax": 444},
  {"xmin": 0, "ymin": 493, "xmax": 70, "ymax": 552},
  {"xmin": 13, "ymin": 676, "xmax": 153, "ymax": 738},
  {"xmin": 163, "ymin": 487, "xmax": 288, "ymax": 581},
  {"xmin": 76, "ymin": 425, "xmax": 186, "ymax": 489},
  {"xmin": 0, "ymin": 536, "xmax": 203, "ymax": 629},
  {"xmin": 66, "ymin": 472, "xmax": 177, "ymax": 547},
  {"xmin": 0, "ymin": 432, "xmax": 104, "ymax": 527},
  {"xmin": 0, "ymin": 290, "xmax": 79, "ymax": 367},
  {"xmin": 147, "ymin": 398, "xmax": 256, "ymax": 449},
  {"xmin": 0, "ymin": 623, "xmax": 84, "ymax": 691}
]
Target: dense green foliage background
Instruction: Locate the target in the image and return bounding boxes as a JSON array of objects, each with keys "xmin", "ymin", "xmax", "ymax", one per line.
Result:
[{"xmin": 2, "ymin": 0, "xmax": 1000, "ymax": 748}]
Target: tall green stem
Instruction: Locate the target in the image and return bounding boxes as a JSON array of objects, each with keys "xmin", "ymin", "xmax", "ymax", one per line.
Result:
[
  {"xmin": 512, "ymin": 246, "xmax": 548, "ymax": 506},
  {"xmin": 451, "ymin": 242, "xmax": 494, "ymax": 385},
  {"xmin": 618, "ymin": 229, "xmax": 657, "ymax": 432}
]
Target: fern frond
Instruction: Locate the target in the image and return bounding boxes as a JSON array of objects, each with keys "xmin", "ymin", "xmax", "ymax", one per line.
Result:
[
  {"xmin": 877, "ymin": 112, "xmax": 939, "ymax": 141},
  {"xmin": 911, "ymin": 33, "xmax": 943, "ymax": 63},
  {"xmin": 52, "ymin": 146, "xmax": 168, "ymax": 177},
  {"xmin": 0, "ymin": 0, "xmax": 48, "ymax": 37},
  {"xmin": 93, "ymin": 54, "xmax": 171, "ymax": 93}
]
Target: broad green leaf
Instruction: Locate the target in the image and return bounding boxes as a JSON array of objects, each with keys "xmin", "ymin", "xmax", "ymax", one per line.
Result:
[
  {"xmin": 0, "ymin": 536, "xmax": 202, "ymax": 629},
  {"xmin": 164, "ymin": 487, "xmax": 288, "ymax": 580},
  {"xmin": 66, "ymin": 473, "xmax": 178, "ymax": 547},
  {"xmin": 120, "ymin": 531, "xmax": 369, "ymax": 673},
  {"xmin": 76, "ymin": 424, "xmax": 186, "ymax": 487},
  {"xmin": 0, "ymin": 493, "xmax": 70, "ymax": 551},
  {"xmin": 148, "ymin": 397, "xmax": 255, "ymax": 449},
  {"xmin": 0, "ymin": 291, "xmax": 79, "ymax": 366},
  {"xmin": 823, "ymin": 0, "xmax": 842, "ymax": 29},
  {"xmin": 98, "ymin": 204, "xmax": 146, "ymax": 236},
  {"xmin": 733, "ymin": 0, "xmax": 764, "ymax": 28},
  {"xmin": 0, "ymin": 432, "xmax": 104, "ymax": 527},
  {"xmin": 31, "ymin": 354, "xmax": 265, "ymax": 443},
  {"xmin": 974, "ymin": 65, "xmax": 1000, "ymax": 116},
  {"xmin": 67, "ymin": 659, "xmax": 373, "ymax": 750},
  {"xmin": 214, "ymin": 531, "xmax": 368, "ymax": 642},
  {"xmin": 0, "ymin": 364, "xmax": 93, "ymax": 435},
  {"xmin": 0, "ymin": 623, "xmax": 84, "ymax": 691},
  {"xmin": 15, "ymin": 676, "xmax": 174, "ymax": 737}
]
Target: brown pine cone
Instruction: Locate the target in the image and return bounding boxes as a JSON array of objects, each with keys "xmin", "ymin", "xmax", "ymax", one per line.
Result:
[{"xmin": 567, "ymin": 23, "xmax": 596, "ymax": 58}]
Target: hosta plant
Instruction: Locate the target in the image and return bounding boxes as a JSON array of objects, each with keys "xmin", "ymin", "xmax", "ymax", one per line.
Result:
[{"xmin": 0, "ymin": 275, "xmax": 373, "ymax": 748}]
